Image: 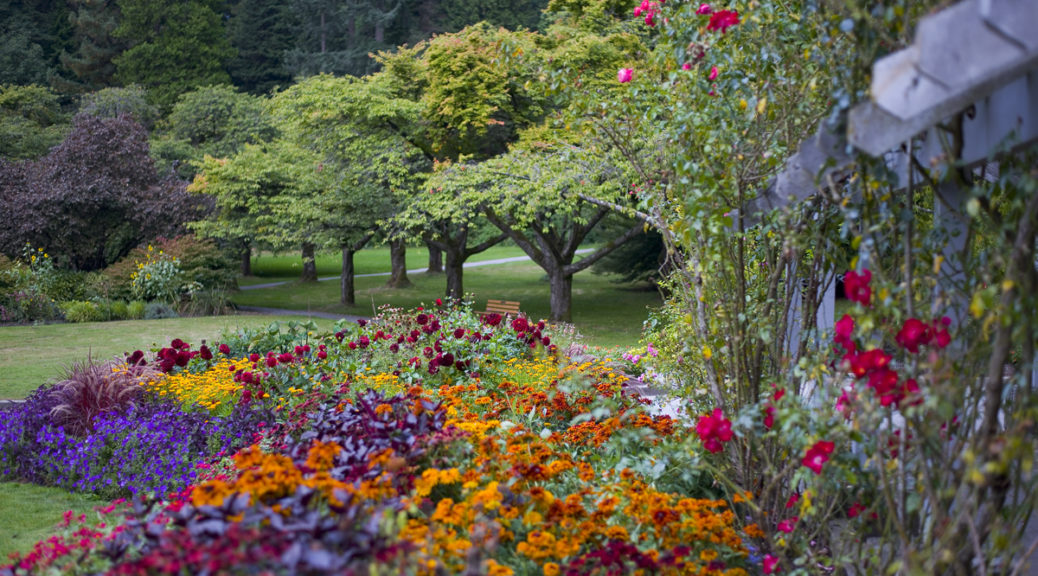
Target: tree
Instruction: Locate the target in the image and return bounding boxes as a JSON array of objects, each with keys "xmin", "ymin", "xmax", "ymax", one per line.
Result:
[
  {"xmin": 268, "ymin": 74, "xmax": 425, "ymax": 299},
  {"xmin": 437, "ymin": 0, "xmax": 548, "ymax": 32},
  {"xmin": 226, "ymin": 0, "xmax": 298, "ymax": 94},
  {"xmin": 189, "ymin": 140, "xmax": 326, "ymax": 279},
  {"xmin": 113, "ymin": 0, "xmax": 235, "ymax": 110},
  {"xmin": 284, "ymin": 0, "xmax": 402, "ymax": 78},
  {"xmin": 0, "ymin": 113, "xmax": 199, "ymax": 270},
  {"xmin": 78, "ymin": 84, "xmax": 158, "ymax": 129},
  {"xmin": 0, "ymin": 84, "xmax": 69, "ymax": 160},
  {"xmin": 0, "ymin": 1, "xmax": 74, "ymax": 87},
  {"xmin": 58, "ymin": 0, "xmax": 126, "ymax": 93},
  {"xmin": 376, "ymin": 24, "xmax": 549, "ymax": 297},
  {"xmin": 480, "ymin": 144, "xmax": 645, "ymax": 321}
]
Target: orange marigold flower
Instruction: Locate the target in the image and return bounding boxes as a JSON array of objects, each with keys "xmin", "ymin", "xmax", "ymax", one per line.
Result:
[
  {"xmin": 744, "ymin": 523, "xmax": 765, "ymax": 539},
  {"xmin": 543, "ymin": 562, "xmax": 561, "ymax": 576},
  {"xmin": 485, "ymin": 559, "xmax": 513, "ymax": 576}
]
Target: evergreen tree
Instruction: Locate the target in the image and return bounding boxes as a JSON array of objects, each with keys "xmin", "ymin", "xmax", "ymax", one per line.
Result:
[
  {"xmin": 57, "ymin": 0, "xmax": 126, "ymax": 93},
  {"xmin": 113, "ymin": 0, "xmax": 236, "ymax": 110},
  {"xmin": 0, "ymin": 2, "xmax": 66, "ymax": 86},
  {"xmin": 226, "ymin": 0, "xmax": 298, "ymax": 94}
]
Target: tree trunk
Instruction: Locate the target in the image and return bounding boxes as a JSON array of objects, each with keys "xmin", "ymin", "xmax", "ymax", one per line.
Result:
[
  {"xmin": 445, "ymin": 246, "xmax": 464, "ymax": 300},
  {"xmin": 548, "ymin": 268, "xmax": 573, "ymax": 322},
  {"xmin": 239, "ymin": 241, "xmax": 251, "ymax": 276},
  {"xmin": 340, "ymin": 245, "xmax": 356, "ymax": 305},
  {"xmin": 427, "ymin": 243, "xmax": 443, "ymax": 274},
  {"xmin": 319, "ymin": 11, "xmax": 326, "ymax": 53},
  {"xmin": 301, "ymin": 242, "xmax": 317, "ymax": 282},
  {"xmin": 386, "ymin": 239, "xmax": 412, "ymax": 288},
  {"xmin": 419, "ymin": 0, "xmax": 435, "ymax": 34}
]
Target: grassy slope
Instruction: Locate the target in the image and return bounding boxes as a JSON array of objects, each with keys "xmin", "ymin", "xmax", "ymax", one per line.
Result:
[
  {"xmin": 0, "ymin": 483, "xmax": 106, "ymax": 561},
  {"xmin": 0, "ymin": 315, "xmax": 339, "ymax": 399}
]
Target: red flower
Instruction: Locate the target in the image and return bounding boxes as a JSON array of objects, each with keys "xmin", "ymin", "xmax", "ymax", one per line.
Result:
[
  {"xmin": 218, "ymin": 344, "xmax": 231, "ymax": 355},
  {"xmin": 895, "ymin": 318, "xmax": 932, "ymax": 353},
  {"xmin": 763, "ymin": 554, "xmax": 780, "ymax": 574},
  {"xmin": 843, "ymin": 269, "xmax": 872, "ymax": 306},
  {"xmin": 198, "ymin": 345, "xmax": 213, "ymax": 361},
  {"xmin": 802, "ymin": 440, "xmax": 835, "ymax": 474},
  {"xmin": 696, "ymin": 408, "xmax": 733, "ymax": 453},
  {"xmin": 618, "ymin": 68, "xmax": 633, "ymax": 83},
  {"xmin": 845, "ymin": 348, "xmax": 891, "ymax": 378},
  {"xmin": 696, "ymin": 3, "xmax": 712, "ymax": 15},
  {"xmin": 763, "ymin": 404, "xmax": 775, "ymax": 429},
  {"xmin": 834, "ymin": 314, "xmax": 855, "ymax": 352},
  {"xmin": 317, "ymin": 350, "xmax": 327, "ymax": 360},
  {"xmin": 416, "ymin": 313, "xmax": 429, "ymax": 325},
  {"xmin": 785, "ymin": 493, "xmax": 799, "ymax": 509},
  {"xmin": 776, "ymin": 517, "xmax": 798, "ymax": 533},
  {"xmin": 848, "ymin": 502, "xmax": 866, "ymax": 518},
  {"xmin": 706, "ymin": 9, "xmax": 739, "ymax": 32}
]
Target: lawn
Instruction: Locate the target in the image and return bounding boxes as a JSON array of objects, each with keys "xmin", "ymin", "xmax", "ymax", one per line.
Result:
[
  {"xmin": 0, "ymin": 483, "xmax": 106, "ymax": 561},
  {"xmin": 232, "ymin": 260, "xmax": 662, "ymax": 349},
  {"xmin": 242, "ymin": 243, "xmax": 529, "ymax": 282},
  {"xmin": 0, "ymin": 315, "xmax": 340, "ymax": 400}
]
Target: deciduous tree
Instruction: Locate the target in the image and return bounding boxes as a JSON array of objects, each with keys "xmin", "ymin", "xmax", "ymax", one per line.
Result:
[{"xmin": 0, "ymin": 113, "xmax": 199, "ymax": 270}]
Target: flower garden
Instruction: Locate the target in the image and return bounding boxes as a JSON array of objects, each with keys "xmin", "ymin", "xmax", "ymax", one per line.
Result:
[
  {"xmin": 0, "ymin": 302, "xmax": 758, "ymax": 575},
  {"xmin": 2, "ymin": 0, "xmax": 1037, "ymax": 573}
]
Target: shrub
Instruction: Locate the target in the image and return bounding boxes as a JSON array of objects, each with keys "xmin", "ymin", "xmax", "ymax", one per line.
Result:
[
  {"xmin": 127, "ymin": 300, "xmax": 146, "ymax": 319},
  {"xmin": 144, "ymin": 302, "xmax": 178, "ymax": 319},
  {"xmin": 61, "ymin": 300, "xmax": 101, "ymax": 323},
  {"xmin": 104, "ymin": 235, "xmax": 237, "ymax": 300},
  {"xmin": 109, "ymin": 300, "xmax": 128, "ymax": 320},
  {"xmin": 179, "ymin": 287, "xmax": 230, "ymax": 317},
  {"xmin": 130, "ymin": 246, "xmax": 183, "ymax": 303},
  {"xmin": 0, "ymin": 245, "xmax": 64, "ymax": 323}
]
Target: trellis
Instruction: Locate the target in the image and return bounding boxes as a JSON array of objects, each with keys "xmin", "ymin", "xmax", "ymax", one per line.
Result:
[{"xmin": 741, "ymin": 0, "xmax": 1038, "ymax": 347}]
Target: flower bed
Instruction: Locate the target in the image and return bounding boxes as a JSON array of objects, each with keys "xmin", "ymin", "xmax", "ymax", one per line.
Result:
[{"xmin": 0, "ymin": 303, "xmax": 756, "ymax": 576}]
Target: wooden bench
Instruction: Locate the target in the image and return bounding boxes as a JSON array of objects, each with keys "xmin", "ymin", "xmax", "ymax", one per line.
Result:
[{"xmin": 482, "ymin": 299, "xmax": 521, "ymax": 317}]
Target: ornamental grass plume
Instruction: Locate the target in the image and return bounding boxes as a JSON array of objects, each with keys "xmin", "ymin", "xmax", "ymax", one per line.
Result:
[{"xmin": 48, "ymin": 357, "xmax": 157, "ymax": 436}]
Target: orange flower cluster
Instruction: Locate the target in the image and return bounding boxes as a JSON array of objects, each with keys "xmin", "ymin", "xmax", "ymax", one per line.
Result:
[
  {"xmin": 398, "ymin": 418, "xmax": 747, "ymax": 575},
  {"xmin": 192, "ymin": 442, "xmax": 354, "ymax": 508}
]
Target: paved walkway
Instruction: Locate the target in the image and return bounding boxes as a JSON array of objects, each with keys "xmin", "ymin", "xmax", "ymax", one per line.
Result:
[
  {"xmin": 235, "ymin": 305, "xmax": 368, "ymax": 323},
  {"xmin": 239, "ymin": 251, "xmax": 592, "ymax": 291}
]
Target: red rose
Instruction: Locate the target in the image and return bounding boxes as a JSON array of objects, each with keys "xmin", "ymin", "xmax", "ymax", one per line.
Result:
[
  {"xmin": 802, "ymin": 441, "xmax": 835, "ymax": 474},
  {"xmin": 843, "ymin": 270, "xmax": 872, "ymax": 306}
]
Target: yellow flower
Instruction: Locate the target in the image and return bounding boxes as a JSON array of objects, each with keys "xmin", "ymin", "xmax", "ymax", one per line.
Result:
[{"xmin": 543, "ymin": 563, "xmax": 560, "ymax": 576}]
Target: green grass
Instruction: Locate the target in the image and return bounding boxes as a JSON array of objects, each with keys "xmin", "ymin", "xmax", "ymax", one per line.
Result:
[
  {"xmin": 0, "ymin": 315, "xmax": 340, "ymax": 400},
  {"xmin": 246, "ymin": 244, "xmax": 528, "ymax": 280},
  {"xmin": 0, "ymin": 482, "xmax": 106, "ymax": 561},
  {"xmin": 233, "ymin": 260, "xmax": 662, "ymax": 350}
]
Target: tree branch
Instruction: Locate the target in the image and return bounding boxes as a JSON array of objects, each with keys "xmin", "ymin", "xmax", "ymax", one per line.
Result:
[
  {"xmin": 464, "ymin": 232, "xmax": 508, "ymax": 258},
  {"xmin": 484, "ymin": 207, "xmax": 547, "ymax": 269},
  {"xmin": 577, "ymin": 193, "xmax": 658, "ymax": 228},
  {"xmin": 563, "ymin": 221, "xmax": 645, "ymax": 276}
]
